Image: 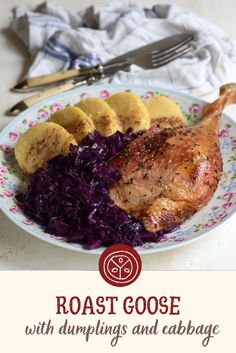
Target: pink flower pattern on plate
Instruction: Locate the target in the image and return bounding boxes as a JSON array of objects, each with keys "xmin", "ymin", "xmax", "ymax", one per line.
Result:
[
  {"xmin": 188, "ymin": 103, "xmax": 201, "ymax": 114},
  {"xmin": 231, "ymin": 138, "xmax": 236, "ymax": 146},
  {"xmin": 80, "ymin": 92, "xmax": 90, "ymax": 100},
  {"xmin": 159, "ymin": 235, "xmax": 170, "ymax": 243},
  {"xmin": 215, "ymin": 212, "xmax": 226, "ymax": 220},
  {"xmin": 222, "ymin": 203, "xmax": 233, "ymax": 209},
  {"xmin": 0, "ymin": 167, "xmax": 6, "ymax": 176},
  {"xmin": 138, "ymin": 244, "xmax": 152, "ymax": 250},
  {"xmin": 23, "ymin": 219, "xmax": 34, "ymax": 225},
  {"xmin": 8, "ymin": 132, "xmax": 19, "ymax": 141},
  {"xmin": 218, "ymin": 129, "xmax": 229, "ymax": 138},
  {"xmin": 100, "ymin": 90, "xmax": 110, "ymax": 99},
  {"xmin": 203, "ymin": 221, "xmax": 215, "ymax": 228},
  {"xmin": 0, "ymin": 178, "xmax": 5, "ymax": 185},
  {"xmin": 3, "ymin": 190, "xmax": 14, "ymax": 198},
  {"xmin": 143, "ymin": 91, "xmax": 154, "ymax": 100},
  {"xmin": 0, "ymin": 144, "xmax": 12, "ymax": 154},
  {"xmin": 29, "ymin": 121, "xmax": 38, "ymax": 127},
  {"xmin": 222, "ymin": 192, "xmax": 234, "ymax": 200},
  {"xmin": 9, "ymin": 207, "xmax": 20, "ymax": 214},
  {"xmin": 50, "ymin": 102, "xmax": 63, "ymax": 113},
  {"xmin": 38, "ymin": 109, "xmax": 49, "ymax": 119}
]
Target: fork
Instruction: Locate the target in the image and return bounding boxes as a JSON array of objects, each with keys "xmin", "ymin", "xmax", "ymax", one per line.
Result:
[
  {"xmin": 127, "ymin": 38, "xmax": 192, "ymax": 70},
  {"xmin": 9, "ymin": 37, "xmax": 193, "ymax": 115}
]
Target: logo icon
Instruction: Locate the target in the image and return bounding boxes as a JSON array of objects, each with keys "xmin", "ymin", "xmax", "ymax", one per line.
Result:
[{"xmin": 99, "ymin": 244, "xmax": 142, "ymax": 287}]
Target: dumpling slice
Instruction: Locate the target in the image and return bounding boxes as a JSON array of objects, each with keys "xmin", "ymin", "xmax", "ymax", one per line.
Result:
[
  {"xmin": 105, "ymin": 92, "xmax": 150, "ymax": 132},
  {"xmin": 76, "ymin": 98, "xmax": 122, "ymax": 136},
  {"xmin": 49, "ymin": 106, "xmax": 95, "ymax": 143},
  {"xmin": 14, "ymin": 122, "xmax": 77, "ymax": 174},
  {"xmin": 144, "ymin": 95, "xmax": 184, "ymax": 126}
]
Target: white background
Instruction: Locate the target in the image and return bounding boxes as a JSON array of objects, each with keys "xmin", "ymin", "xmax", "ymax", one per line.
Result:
[{"xmin": 0, "ymin": 0, "xmax": 236, "ymax": 270}]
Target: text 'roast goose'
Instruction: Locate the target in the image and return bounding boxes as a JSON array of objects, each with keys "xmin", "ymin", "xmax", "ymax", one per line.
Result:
[{"xmin": 109, "ymin": 84, "xmax": 236, "ymax": 233}]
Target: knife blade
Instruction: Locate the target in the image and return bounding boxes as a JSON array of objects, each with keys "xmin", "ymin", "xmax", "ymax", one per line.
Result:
[{"xmin": 12, "ymin": 33, "xmax": 193, "ymax": 91}]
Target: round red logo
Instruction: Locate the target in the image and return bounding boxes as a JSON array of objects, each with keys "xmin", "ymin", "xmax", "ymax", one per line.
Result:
[{"xmin": 99, "ymin": 244, "xmax": 142, "ymax": 287}]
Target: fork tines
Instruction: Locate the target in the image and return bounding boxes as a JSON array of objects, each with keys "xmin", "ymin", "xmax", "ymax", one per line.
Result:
[
  {"xmin": 151, "ymin": 43, "xmax": 192, "ymax": 68},
  {"xmin": 150, "ymin": 35, "xmax": 193, "ymax": 68}
]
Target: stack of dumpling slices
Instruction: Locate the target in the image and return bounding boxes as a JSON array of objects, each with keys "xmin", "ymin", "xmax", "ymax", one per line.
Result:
[{"xmin": 15, "ymin": 91, "xmax": 184, "ymax": 174}]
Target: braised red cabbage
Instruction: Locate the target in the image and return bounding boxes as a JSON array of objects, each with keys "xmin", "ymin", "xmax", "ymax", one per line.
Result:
[{"xmin": 16, "ymin": 131, "xmax": 166, "ymax": 249}]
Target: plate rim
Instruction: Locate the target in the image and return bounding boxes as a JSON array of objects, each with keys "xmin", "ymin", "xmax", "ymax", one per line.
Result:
[{"xmin": 0, "ymin": 83, "xmax": 235, "ymax": 255}]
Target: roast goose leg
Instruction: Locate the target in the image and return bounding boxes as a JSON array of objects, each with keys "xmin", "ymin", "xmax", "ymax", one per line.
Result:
[{"xmin": 109, "ymin": 83, "xmax": 236, "ymax": 233}]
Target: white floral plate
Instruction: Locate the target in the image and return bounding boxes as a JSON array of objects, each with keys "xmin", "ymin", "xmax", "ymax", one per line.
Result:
[{"xmin": 0, "ymin": 84, "xmax": 236, "ymax": 254}]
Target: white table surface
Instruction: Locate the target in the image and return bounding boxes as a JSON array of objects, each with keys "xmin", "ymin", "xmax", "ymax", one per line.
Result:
[{"xmin": 0, "ymin": 0, "xmax": 236, "ymax": 270}]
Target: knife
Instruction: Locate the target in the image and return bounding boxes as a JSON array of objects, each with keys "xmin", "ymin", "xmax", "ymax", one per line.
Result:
[
  {"xmin": 12, "ymin": 33, "xmax": 193, "ymax": 91},
  {"xmin": 9, "ymin": 61, "xmax": 131, "ymax": 115}
]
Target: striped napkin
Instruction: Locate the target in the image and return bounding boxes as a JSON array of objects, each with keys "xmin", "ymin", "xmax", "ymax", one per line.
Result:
[{"xmin": 11, "ymin": 0, "xmax": 236, "ymax": 96}]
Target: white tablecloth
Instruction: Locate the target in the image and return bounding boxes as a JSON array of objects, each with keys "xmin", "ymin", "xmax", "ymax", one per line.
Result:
[{"xmin": 0, "ymin": 0, "xmax": 236, "ymax": 270}]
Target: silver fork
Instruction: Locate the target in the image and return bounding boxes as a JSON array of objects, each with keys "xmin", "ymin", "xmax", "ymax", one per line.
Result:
[
  {"xmin": 85, "ymin": 36, "xmax": 193, "ymax": 75},
  {"xmin": 125, "ymin": 39, "xmax": 192, "ymax": 69}
]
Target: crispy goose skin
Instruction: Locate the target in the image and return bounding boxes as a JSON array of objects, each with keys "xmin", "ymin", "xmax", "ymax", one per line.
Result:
[{"xmin": 109, "ymin": 84, "xmax": 236, "ymax": 232}]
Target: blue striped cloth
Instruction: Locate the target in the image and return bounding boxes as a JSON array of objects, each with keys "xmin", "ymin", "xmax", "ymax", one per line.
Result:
[{"xmin": 11, "ymin": 1, "xmax": 236, "ymax": 96}]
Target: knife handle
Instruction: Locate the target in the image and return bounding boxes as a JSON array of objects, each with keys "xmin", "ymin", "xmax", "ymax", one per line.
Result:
[
  {"xmin": 10, "ymin": 81, "xmax": 82, "ymax": 115},
  {"xmin": 28, "ymin": 69, "xmax": 80, "ymax": 87},
  {"xmin": 13, "ymin": 69, "xmax": 80, "ymax": 91}
]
